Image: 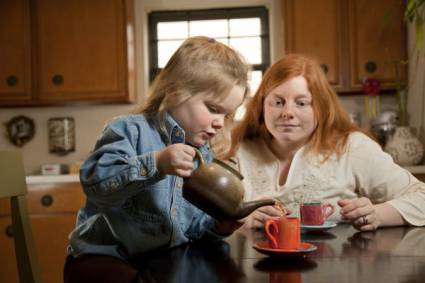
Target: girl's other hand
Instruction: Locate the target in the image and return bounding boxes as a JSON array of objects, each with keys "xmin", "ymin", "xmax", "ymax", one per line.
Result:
[
  {"xmin": 338, "ymin": 197, "xmax": 380, "ymax": 231},
  {"xmin": 243, "ymin": 200, "xmax": 292, "ymax": 229},
  {"xmin": 155, "ymin": 144, "xmax": 196, "ymax": 177}
]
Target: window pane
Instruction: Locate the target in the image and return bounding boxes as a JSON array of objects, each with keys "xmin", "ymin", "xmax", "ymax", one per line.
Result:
[
  {"xmin": 230, "ymin": 37, "xmax": 262, "ymax": 64},
  {"xmin": 190, "ymin": 20, "xmax": 228, "ymax": 37},
  {"xmin": 158, "ymin": 40, "xmax": 184, "ymax": 68},
  {"xmin": 234, "ymin": 104, "xmax": 247, "ymax": 121},
  {"xmin": 157, "ymin": 22, "xmax": 188, "ymax": 39},
  {"xmin": 249, "ymin": 70, "xmax": 262, "ymax": 95},
  {"xmin": 235, "ymin": 70, "xmax": 263, "ymax": 121},
  {"xmin": 230, "ymin": 18, "xmax": 261, "ymax": 36},
  {"xmin": 215, "ymin": 37, "xmax": 229, "ymax": 45}
]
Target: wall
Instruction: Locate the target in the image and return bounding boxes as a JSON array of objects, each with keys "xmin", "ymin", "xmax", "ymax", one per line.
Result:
[{"xmin": 0, "ymin": 0, "xmax": 416, "ymax": 174}]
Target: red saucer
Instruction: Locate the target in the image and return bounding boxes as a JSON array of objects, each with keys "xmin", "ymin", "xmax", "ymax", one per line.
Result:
[{"xmin": 253, "ymin": 241, "xmax": 317, "ymax": 257}]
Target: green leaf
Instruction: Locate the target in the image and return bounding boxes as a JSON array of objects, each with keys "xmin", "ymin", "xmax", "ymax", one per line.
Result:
[{"xmin": 405, "ymin": 0, "xmax": 417, "ymax": 22}]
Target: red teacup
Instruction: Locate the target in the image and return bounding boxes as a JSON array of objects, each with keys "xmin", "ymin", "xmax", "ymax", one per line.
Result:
[
  {"xmin": 300, "ymin": 202, "xmax": 335, "ymax": 226},
  {"xmin": 264, "ymin": 217, "xmax": 301, "ymax": 250}
]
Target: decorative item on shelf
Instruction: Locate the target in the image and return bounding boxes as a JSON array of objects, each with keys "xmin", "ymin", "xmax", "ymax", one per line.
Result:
[
  {"xmin": 362, "ymin": 77, "xmax": 381, "ymax": 120},
  {"xmin": 4, "ymin": 115, "xmax": 36, "ymax": 147},
  {"xmin": 382, "ymin": 59, "xmax": 424, "ymax": 166},
  {"xmin": 41, "ymin": 163, "xmax": 69, "ymax": 175},
  {"xmin": 384, "ymin": 126, "xmax": 424, "ymax": 165},
  {"xmin": 48, "ymin": 117, "xmax": 75, "ymax": 155},
  {"xmin": 371, "ymin": 110, "xmax": 398, "ymax": 147}
]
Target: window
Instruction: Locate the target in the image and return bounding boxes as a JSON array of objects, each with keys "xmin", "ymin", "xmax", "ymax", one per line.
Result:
[{"xmin": 148, "ymin": 6, "xmax": 270, "ymax": 96}]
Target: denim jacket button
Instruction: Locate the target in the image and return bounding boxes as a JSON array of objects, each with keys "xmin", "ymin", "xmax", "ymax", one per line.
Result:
[
  {"xmin": 175, "ymin": 130, "xmax": 182, "ymax": 137},
  {"xmin": 171, "ymin": 207, "xmax": 177, "ymax": 216},
  {"xmin": 140, "ymin": 167, "xmax": 147, "ymax": 176}
]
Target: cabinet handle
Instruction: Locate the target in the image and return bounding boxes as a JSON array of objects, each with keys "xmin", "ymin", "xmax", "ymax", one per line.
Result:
[
  {"xmin": 6, "ymin": 75, "xmax": 18, "ymax": 86},
  {"xmin": 320, "ymin": 64, "xmax": 329, "ymax": 74},
  {"xmin": 41, "ymin": 194, "xmax": 54, "ymax": 207},
  {"xmin": 5, "ymin": 225, "xmax": 13, "ymax": 238},
  {"xmin": 52, "ymin": 74, "xmax": 64, "ymax": 85},
  {"xmin": 365, "ymin": 61, "xmax": 377, "ymax": 73}
]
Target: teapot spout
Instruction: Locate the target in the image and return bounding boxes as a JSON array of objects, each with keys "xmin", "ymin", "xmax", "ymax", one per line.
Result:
[{"xmin": 235, "ymin": 199, "xmax": 277, "ymax": 219}]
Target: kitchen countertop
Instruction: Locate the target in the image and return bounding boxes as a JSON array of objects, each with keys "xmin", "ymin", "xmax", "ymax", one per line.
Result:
[
  {"xmin": 25, "ymin": 165, "xmax": 425, "ymax": 184},
  {"xmin": 26, "ymin": 174, "xmax": 80, "ymax": 184}
]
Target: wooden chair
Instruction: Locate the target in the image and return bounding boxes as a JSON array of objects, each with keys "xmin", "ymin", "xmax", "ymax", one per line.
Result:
[{"xmin": 0, "ymin": 150, "xmax": 43, "ymax": 283}]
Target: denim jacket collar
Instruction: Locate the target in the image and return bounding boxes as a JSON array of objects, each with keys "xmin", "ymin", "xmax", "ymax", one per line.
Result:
[{"xmin": 163, "ymin": 112, "xmax": 186, "ymax": 144}]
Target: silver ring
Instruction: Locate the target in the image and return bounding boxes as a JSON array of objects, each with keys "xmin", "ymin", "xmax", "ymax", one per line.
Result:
[{"xmin": 362, "ymin": 215, "xmax": 368, "ymax": 225}]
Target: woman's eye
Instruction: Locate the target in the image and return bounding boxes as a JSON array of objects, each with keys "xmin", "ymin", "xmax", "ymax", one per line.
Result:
[
  {"xmin": 297, "ymin": 100, "xmax": 310, "ymax": 107},
  {"xmin": 273, "ymin": 99, "xmax": 283, "ymax": 106}
]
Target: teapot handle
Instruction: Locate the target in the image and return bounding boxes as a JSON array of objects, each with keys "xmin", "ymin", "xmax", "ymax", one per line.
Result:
[{"xmin": 193, "ymin": 148, "xmax": 205, "ymax": 165}]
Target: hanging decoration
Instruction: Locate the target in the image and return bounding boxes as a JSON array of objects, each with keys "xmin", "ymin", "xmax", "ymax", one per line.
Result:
[
  {"xmin": 362, "ymin": 78, "xmax": 381, "ymax": 119},
  {"xmin": 48, "ymin": 117, "xmax": 76, "ymax": 155},
  {"xmin": 4, "ymin": 115, "xmax": 36, "ymax": 147}
]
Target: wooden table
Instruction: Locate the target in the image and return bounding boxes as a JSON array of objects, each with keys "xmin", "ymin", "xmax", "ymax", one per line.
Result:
[{"xmin": 132, "ymin": 224, "xmax": 425, "ymax": 283}]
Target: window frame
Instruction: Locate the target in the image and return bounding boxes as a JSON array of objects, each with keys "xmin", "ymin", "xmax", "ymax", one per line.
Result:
[{"xmin": 148, "ymin": 6, "xmax": 270, "ymax": 82}]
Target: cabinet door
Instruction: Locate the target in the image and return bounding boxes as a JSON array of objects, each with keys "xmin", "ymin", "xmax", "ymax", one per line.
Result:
[
  {"xmin": 348, "ymin": 0, "xmax": 406, "ymax": 91},
  {"xmin": 0, "ymin": 217, "xmax": 19, "ymax": 283},
  {"xmin": 35, "ymin": 0, "xmax": 133, "ymax": 103},
  {"xmin": 0, "ymin": 0, "xmax": 32, "ymax": 103},
  {"xmin": 32, "ymin": 214, "xmax": 77, "ymax": 283},
  {"xmin": 283, "ymin": 0, "xmax": 344, "ymax": 89},
  {"xmin": 0, "ymin": 215, "xmax": 77, "ymax": 283}
]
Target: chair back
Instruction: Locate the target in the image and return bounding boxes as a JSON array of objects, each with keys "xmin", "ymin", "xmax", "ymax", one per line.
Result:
[{"xmin": 0, "ymin": 150, "xmax": 43, "ymax": 283}]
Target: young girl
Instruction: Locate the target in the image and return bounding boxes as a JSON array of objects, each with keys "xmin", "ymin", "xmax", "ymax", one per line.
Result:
[{"xmin": 64, "ymin": 36, "xmax": 249, "ymax": 282}]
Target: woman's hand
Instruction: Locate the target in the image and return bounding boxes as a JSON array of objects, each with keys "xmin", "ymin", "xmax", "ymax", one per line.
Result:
[
  {"xmin": 243, "ymin": 201, "xmax": 292, "ymax": 229},
  {"xmin": 155, "ymin": 144, "xmax": 196, "ymax": 177},
  {"xmin": 338, "ymin": 198, "xmax": 381, "ymax": 231}
]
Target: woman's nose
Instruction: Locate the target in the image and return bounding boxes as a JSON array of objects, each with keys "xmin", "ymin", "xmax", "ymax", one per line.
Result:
[{"xmin": 281, "ymin": 103, "xmax": 294, "ymax": 119}]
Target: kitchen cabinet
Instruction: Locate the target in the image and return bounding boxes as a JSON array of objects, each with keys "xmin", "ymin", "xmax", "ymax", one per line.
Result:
[
  {"xmin": 0, "ymin": 182, "xmax": 85, "ymax": 283},
  {"xmin": 0, "ymin": 0, "xmax": 136, "ymax": 106},
  {"xmin": 282, "ymin": 0, "xmax": 407, "ymax": 93},
  {"xmin": 0, "ymin": 0, "xmax": 32, "ymax": 102}
]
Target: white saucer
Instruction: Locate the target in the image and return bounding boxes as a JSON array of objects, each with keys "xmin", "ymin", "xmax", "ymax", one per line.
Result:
[{"xmin": 301, "ymin": 221, "xmax": 337, "ymax": 232}]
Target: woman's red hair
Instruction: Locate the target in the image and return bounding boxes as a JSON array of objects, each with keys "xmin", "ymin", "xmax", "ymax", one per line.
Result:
[{"xmin": 225, "ymin": 54, "xmax": 369, "ymax": 160}]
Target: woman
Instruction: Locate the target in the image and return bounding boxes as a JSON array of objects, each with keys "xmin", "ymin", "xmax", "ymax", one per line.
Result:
[{"xmin": 224, "ymin": 54, "xmax": 425, "ymax": 231}]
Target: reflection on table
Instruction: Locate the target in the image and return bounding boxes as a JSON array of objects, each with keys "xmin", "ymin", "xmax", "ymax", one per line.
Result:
[{"xmin": 131, "ymin": 224, "xmax": 425, "ymax": 283}]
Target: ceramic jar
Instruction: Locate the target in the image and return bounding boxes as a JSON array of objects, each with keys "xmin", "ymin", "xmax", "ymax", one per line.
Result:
[{"xmin": 384, "ymin": 126, "xmax": 424, "ymax": 166}]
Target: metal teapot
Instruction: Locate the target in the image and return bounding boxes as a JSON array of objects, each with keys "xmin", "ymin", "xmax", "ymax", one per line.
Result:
[{"xmin": 183, "ymin": 149, "xmax": 276, "ymax": 220}]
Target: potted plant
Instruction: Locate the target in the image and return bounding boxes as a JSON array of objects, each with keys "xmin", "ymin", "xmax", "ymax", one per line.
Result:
[
  {"xmin": 383, "ymin": 1, "xmax": 425, "ymax": 165},
  {"xmin": 405, "ymin": 0, "xmax": 425, "ymax": 52}
]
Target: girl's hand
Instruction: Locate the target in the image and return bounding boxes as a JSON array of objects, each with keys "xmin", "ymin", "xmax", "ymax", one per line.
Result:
[
  {"xmin": 155, "ymin": 144, "xmax": 196, "ymax": 177},
  {"xmin": 243, "ymin": 201, "xmax": 292, "ymax": 229},
  {"xmin": 338, "ymin": 197, "xmax": 381, "ymax": 231}
]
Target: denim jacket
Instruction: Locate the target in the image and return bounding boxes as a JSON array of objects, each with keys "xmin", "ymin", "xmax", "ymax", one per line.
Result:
[{"xmin": 68, "ymin": 113, "xmax": 224, "ymax": 260}]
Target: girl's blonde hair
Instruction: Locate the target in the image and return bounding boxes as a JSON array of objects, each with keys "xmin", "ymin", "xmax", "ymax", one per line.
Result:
[
  {"xmin": 226, "ymin": 54, "xmax": 369, "ymax": 160},
  {"xmin": 133, "ymin": 36, "xmax": 249, "ymax": 153}
]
